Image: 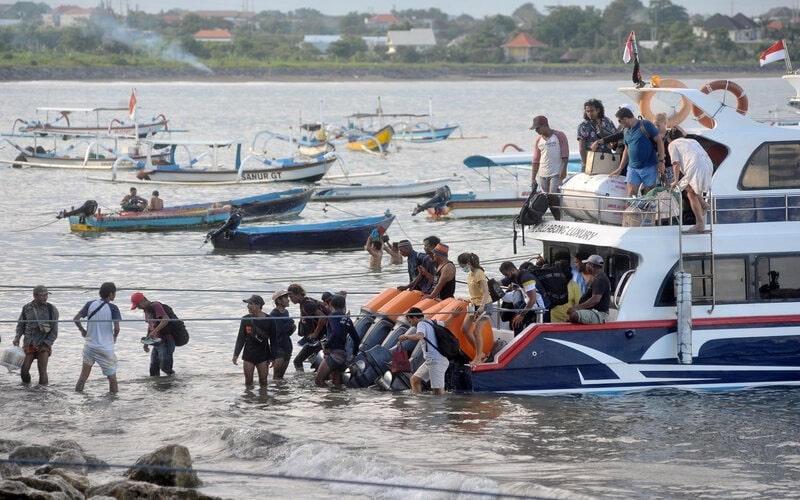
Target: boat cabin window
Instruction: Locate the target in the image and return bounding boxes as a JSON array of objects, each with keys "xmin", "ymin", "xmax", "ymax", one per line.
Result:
[
  {"xmin": 755, "ymin": 255, "xmax": 800, "ymax": 301},
  {"xmin": 656, "ymin": 256, "xmax": 748, "ymax": 306},
  {"xmin": 740, "ymin": 142, "xmax": 800, "ymax": 190},
  {"xmin": 541, "ymin": 244, "xmax": 636, "ymax": 292}
]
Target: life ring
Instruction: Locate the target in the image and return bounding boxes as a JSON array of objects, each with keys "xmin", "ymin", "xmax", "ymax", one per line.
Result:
[
  {"xmin": 638, "ymin": 78, "xmax": 692, "ymax": 128},
  {"xmin": 692, "ymin": 80, "xmax": 749, "ymax": 129}
]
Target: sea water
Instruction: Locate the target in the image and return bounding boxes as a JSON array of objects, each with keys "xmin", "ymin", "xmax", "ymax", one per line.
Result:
[{"xmin": 1, "ymin": 77, "xmax": 799, "ymax": 498}]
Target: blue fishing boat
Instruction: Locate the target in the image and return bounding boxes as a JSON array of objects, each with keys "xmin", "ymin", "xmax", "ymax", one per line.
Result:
[
  {"xmin": 206, "ymin": 212, "xmax": 395, "ymax": 251},
  {"xmin": 61, "ymin": 202, "xmax": 232, "ymax": 233},
  {"xmin": 173, "ymin": 187, "xmax": 314, "ymax": 220}
]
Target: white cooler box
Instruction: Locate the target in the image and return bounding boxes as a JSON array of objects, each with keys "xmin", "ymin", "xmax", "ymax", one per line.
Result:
[{"xmin": 560, "ymin": 173, "xmax": 628, "ymax": 225}]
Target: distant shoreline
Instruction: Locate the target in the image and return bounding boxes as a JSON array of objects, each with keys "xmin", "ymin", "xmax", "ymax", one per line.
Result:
[{"xmin": 0, "ymin": 65, "xmax": 780, "ymax": 83}]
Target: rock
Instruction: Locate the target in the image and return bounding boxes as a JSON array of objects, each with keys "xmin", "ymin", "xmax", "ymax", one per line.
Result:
[
  {"xmin": 0, "ymin": 461, "xmax": 21, "ymax": 479},
  {"xmin": 48, "ymin": 440, "xmax": 84, "ymax": 453},
  {"xmin": 41, "ymin": 468, "xmax": 91, "ymax": 495},
  {"xmin": 9, "ymin": 474, "xmax": 83, "ymax": 499},
  {"xmin": 8, "ymin": 444, "xmax": 56, "ymax": 462},
  {"xmin": 89, "ymin": 479, "xmax": 221, "ymax": 499},
  {"xmin": 0, "ymin": 438, "xmax": 24, "ymax": 453},
  {"xmin": 124, "ymin": 444, "xmax": 201, "ymax": 488},
  {"xmin": 35, "ymin": 449, "xmax": 88, "ymax": 475}
]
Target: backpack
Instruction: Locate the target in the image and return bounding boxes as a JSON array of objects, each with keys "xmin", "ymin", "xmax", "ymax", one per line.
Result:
[
  {"xmin": 529, "ymin": 266, "xmax": 569, "ymax": 308},
  {"xmin": 299, "ymin": 297, "xmax": 331, "ymax": 336},
  {"xmin": 487, "ymin": 278, "xmax": 505, "ymax": 302},
  {"xmin": 515, "ymin": 192, "xmax": 549, "ymax": 226},
  {"xmin": 422, "ymin": 319, "xmax": 471, "ymax": 365},
  {"xmin": 159, "ymin": 303, "xmax": 189, "ymax": 347}
]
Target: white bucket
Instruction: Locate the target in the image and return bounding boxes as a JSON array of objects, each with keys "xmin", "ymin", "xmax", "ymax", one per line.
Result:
[{"xmin": 1, "ymin": 346, "xmax": 25, "ymax": 372}]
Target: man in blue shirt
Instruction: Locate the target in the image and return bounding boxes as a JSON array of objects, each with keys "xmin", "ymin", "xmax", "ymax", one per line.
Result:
[{"xmin": 610, "ymin": 106, "xmax": 665, "ymax": 197}]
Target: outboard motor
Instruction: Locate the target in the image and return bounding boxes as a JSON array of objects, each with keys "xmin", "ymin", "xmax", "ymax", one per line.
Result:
[
  {"xmin": 412, "ymin": 185, "xmax": 451, "ymax": 216},
  {"xmin": 56, "ymin": 200, "xmax": 98, "ymax": 221},
  {"xmin": 346, "ymin": 345, "xmax": 392, "ymax": 388},
  {"xmin": 205, "ymin": 210, "xmax": 243, "ymax": 244}
]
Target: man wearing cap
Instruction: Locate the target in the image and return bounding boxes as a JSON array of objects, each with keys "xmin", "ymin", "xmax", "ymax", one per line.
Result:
[
  {"xmin": 530, "ymin": 115, "xmax": 570, "ymax": 194},
  {"xmin": 610, "ymin": 106, "xmax": 665, "ymax": 197},
  {"xmin": 425, "ymin": 243, "xmax": 456, "ymax": 300},
  {"xmin": 130, "ymin": 292, "xmax": 175, "ymax": 376},
  {"xmin": 269, "ymin": 290, "xmax": 295, "ymax": 379},
  {"xmin": 233, "ymin": 295, "xmax": 274, "ymax": 387},
  {"xmin": 568, "ymin": 255, "xmax": 611, "ymax": 324},
  {"xmin": 396, "ymin": 240, "xmax": 431, "ymax": 292},
  {"xmin": 74, "ymin": 282, "xmax": 121, "ymax": 393},
  {"xmin": 14, "ymin": 285, "xmax": 59, "ymax": 385}
]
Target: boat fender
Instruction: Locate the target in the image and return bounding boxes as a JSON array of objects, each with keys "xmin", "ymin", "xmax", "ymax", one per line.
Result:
[
  {"xmin": 57, "ymin": 199, "xmax": 98, "ymax": 220},
  {"xmin": 638, "ymin": 78, "xmax": 691, "ymax": 127},
  {"xmin": 692, "ymin": 80, "xmax": 749, "ymax": 129}
]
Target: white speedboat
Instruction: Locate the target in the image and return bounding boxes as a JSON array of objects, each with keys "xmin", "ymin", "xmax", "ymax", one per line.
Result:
[{"xmin": 461, "ymin": 81, "xmax": 800, "ymax": 394}]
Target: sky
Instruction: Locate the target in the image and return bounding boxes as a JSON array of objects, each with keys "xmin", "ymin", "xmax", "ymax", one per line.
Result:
[{"xmin": 78, "ymin": 1, "xmax": 792, "ymax": 19}]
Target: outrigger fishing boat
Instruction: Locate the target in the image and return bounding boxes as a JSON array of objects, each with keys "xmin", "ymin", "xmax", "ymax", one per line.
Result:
[
  {"xmin": 57, "ymin": 200, "xmax": 232, "ymax": 233},
  {"xmin": 312, "ymin": 177, "xmax": 456, "ymax": 201},
  {"xmin": 93, "ymin": 138, "xmax": 341, "ymax": 185},
  {"xmin": 12, "ymin": 106, "xmax": 168, "ymax": 139},
  {"xmin": 345, "ymin": 125, "xmax": 395, "ymax": 154},
  {"xmin": 171, "ymin": 186, "xmax": 314, "ymax": 221},
  {"xmin": 206, "ymin": 212, "xmax": 395, "ymax": 251}
]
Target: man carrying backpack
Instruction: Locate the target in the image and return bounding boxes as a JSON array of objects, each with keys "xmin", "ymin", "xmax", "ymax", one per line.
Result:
[
  {"xmin": 499, "ymin": 261, "xmax": 547, "ymax": 335},
  {"xmin": 130, "ymin": 292, "xmax": 176, "ymax": 377},
  {"xmin": 287, "ymin": 283, "xmax": 329, "ymax": 371},
  {"xmin": 398, "ymin": 307, "xmax": 448, "ymax": 395},
  {"xmin": 609, "ymin": 106, "xmax": 665, "ymax": 197}
]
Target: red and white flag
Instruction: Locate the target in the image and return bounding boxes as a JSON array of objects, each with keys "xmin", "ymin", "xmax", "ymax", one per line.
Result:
[
  {"xmin": 759, "ymin": 40, "xmax": 786, "ymax": 66},
  {"xmin": 622, "ymin": 31, "xmax": 635, "ymax": 64},
  {"xmin": 128, "ymin": 89, "xmax": 137, "ymax": 119}
]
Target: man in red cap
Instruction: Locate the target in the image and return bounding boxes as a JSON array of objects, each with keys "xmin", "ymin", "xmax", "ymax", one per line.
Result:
[
  {"xmin": 130, "ymin": 292, "xmax": 175, "ymax": 376},
  {"xmin": 530, "ymin": 115, "xmax": 570, "ymax": 194}
]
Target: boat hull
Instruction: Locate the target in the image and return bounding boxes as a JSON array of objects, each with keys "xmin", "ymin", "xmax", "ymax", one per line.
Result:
[
  {"xmin": 175, "ymin": 187, "xmax": 313, "ymax": 220},
  {"xmin": 4, "ymin": 151, "xmax": 168, "ymax": 170},
  {"xmin": 427, "ymin": 191, "xmax": 528, "ymax": 220},
  {"xmin": 68, "ymin": 206, "xmax": 231, "ymax": 232},
  {"xmin": 346, "ymin": 125, "xmax": 394, "ymax": 153},
  {"xmin": 140, "ymin": 157, "xmax": 334, "ymax": 185},
  {"xmin": 394, "ymin": 125, "xmax": 459, "ymax": 143},
  {"xmin": 312, "ymin": 178, "xmax": 453, "ymax": 201},
  {"xmin": 471, "ymin": 317, "xmax": 800, "ymax": 395},
  {"xmin": 209, "ymin": 214, "xmax": 395, "ymax": 251}
]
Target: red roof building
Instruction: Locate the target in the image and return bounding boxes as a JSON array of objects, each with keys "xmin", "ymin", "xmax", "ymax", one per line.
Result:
[{"xmin": 501, "ymin": 33, "xmax": 549, "ymax": 62}]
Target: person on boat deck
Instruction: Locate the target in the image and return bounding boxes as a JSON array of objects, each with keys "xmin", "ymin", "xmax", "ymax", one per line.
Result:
[
  {"xmin": 288, "ymin": 283, "xmax": 328, "ymax": 371},
  {"xmin": 668, "ymin": 128, "xmax": 713, "ymax": 234},
  {"xmin": 549, "ymin": 260, "xmax": 582, "ymax": 323},
  {"xmin": 457, "ymin": 252, "xmax": 493, "ymax": 366},
  {"xmin": 425, "ymin": 243, "xmax": 456, "ymax": 300},
  {"xmin": 364, "ymin": 232, "xmax": 383, "ymax": 269},
  {"xmin": 120, "ymin": 187, "xmax": 147, "ymax": 212},
  {"xmin": 609, "ymin": 107, "xmax": 665, "ymax": 197},
  {"xmin": 232, "ymin": 294, "xmax": 275, "ymax": 388},
  {"xmin": 396, "ymin": 240, "xmax": 426, "ymax": 291},
  {"xmin": 568, "ymin": 255, "xmax": 611, "ymax": 324},
  {"xmin": 572, "ymin": 250, "xmax": 589, "ymax": 294},
  {"xmin": 383, "ymin": 236, "xmax": 403, "ymax": 265},
  {"xmin": 147, "ymin": 190, "xmax": 163, "ymax": 211},
  {"xmin": 530, "ymin": 115, "xmax": 569, "ymax": 194},
  {"xmin": 499, "ymin": 261, "xmax": 545, "ymax": 335},
  {"xmin": 315, "ymin": 294, "xmax": 360, "ymax": 388},
  {"xmin": 653, "ymin": 113, "xmax": 675, "ymax": 186},
  {"xmin": 14, "ymin": 285, "xmax": 58, "ymax": 385},
  {"xmin": 130, "ymin": 292, "xmax": 175, "ymax": 376},
  {"xmin": 269, "ymin": 290, "xmax": 295, "ymax": 380},
  {"xmin": 74, "ymin": 282, "xmax": 121, "ymax": 393},
  {"xmin": 398, "ymin": 307, "xmax": 448, "ymax": 395},
  {"xmin": 577, "ymin": 99, "xmax": 617, "ymax": 173}
]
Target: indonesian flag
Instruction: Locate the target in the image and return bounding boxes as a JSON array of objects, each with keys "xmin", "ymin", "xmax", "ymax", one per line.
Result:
[
  {"xmin": 128, "ymin": 89, "xmax": 137, "ymax": 119},
  {"xmin": 623, "ymin": 31, "xmax": 635, "ymax": 64},
  {"xmin": 760, "ymin": 40, "xmax": 786, "ymax": 66}
]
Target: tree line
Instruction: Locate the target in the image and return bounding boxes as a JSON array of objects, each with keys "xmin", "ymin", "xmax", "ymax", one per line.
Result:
[{"xmin": 0, "ymin": 0, "xmax": 791, "ymax": 68}]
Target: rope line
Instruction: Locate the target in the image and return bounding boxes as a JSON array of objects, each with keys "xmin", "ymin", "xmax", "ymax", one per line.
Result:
[{"xmin": 0, "ymin": 458, "xmax": 543, "ymax": 499}]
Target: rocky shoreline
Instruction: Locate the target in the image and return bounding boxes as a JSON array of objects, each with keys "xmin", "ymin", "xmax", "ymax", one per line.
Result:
[
  {"xmin": 0, "ymin": 439, "xmax": 218, "ymax": 499},
  {"xmin": 0, "ymin": 64, "xmax": 772, "ymax": 82}
]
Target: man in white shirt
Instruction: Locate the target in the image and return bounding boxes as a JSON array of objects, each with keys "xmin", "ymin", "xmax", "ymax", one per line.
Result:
[
  {"xmin": 530, "ymin": 115, "xmax": 570, "ymax": 194},
  {"xmin": 398, "ymin": 307, "xmax": 449, "ymax": 395},
  {"xmin": 74, "ymin": 282, "xmax": 121, "ymax": 393}
]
